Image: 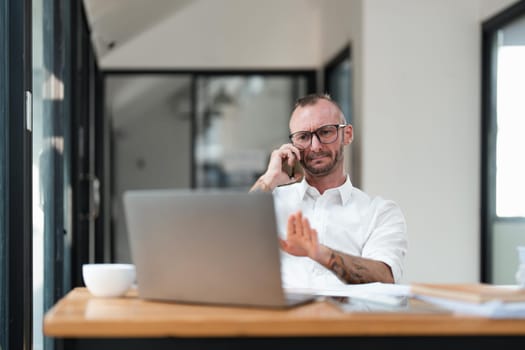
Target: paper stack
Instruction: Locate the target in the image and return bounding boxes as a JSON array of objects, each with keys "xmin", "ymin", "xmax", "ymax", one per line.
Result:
[{"xmin": 411, "ymin": 283, "xmax": 525, "ymax": 318}]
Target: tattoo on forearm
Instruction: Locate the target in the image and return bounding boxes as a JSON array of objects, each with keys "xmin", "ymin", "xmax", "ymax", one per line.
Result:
[
  {"xmin": 327, "ymin": 251, "xmax": 367, "ymax": 284},
  {"xmin": 329, "ymin": 252, "xmax": 347, "ymax": 281}
]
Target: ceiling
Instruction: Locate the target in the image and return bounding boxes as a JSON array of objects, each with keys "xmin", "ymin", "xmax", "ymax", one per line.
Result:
[
  {"xmin": 83, "ymin": 0, "xmax": 193, "ymax": 60},
  {"xmin": 82, "ymin": 0, "xmax": 324, "ymax": 69}
]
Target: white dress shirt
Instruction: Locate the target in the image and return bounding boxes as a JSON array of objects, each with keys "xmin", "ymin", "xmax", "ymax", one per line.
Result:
[{"xmin": 273, "ymin": 176, "xmax": 407, "ymax": 288}]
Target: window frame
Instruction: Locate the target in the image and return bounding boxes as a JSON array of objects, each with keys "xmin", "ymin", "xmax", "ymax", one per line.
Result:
[
  {"xmin": 481, "ymin": 0, "xmax": 525, "ymax": 282},
  {"xmin": 0, "ymin": 0, "xmax": 7, "ymax": 346},
  {"xmin": 323, "ymin": 45, "xmax": 359, "ymax": 187},
  {"xmin": 2, "ymin": 0, "xmax": 34, "ymax": 349}
]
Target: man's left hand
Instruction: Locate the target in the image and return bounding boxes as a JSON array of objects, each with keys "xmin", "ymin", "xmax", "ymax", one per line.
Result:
[{"xmin": 279, "ymin": 211, "xmax": 325, "ymax": 262}]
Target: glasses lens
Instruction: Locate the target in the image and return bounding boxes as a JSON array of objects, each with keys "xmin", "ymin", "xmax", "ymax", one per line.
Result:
[
  {"xmin": 316, "ymin": 125, "xmax": 338, "ymax": 143},
  {"xmin": 291, "ymin": 131, "xmax": 311, "ymax": 148}
]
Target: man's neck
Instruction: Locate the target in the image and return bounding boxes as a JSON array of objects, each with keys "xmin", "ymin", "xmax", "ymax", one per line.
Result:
[{"xmin": 305, "ymin": 171, "xmax": 347, "ymax": 195}]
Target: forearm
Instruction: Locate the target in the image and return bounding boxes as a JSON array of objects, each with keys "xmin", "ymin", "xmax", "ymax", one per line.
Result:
[
  {"xmin": 249, "ymin": 175, "xmax": 274, "ymax": 193},
  {"xmin": 249, "ymin": 168, "xmax": 289, "ymax": 193},
  {"xmin": 315, "ymin": 245, "xmax": 394, "ymax": 284}
]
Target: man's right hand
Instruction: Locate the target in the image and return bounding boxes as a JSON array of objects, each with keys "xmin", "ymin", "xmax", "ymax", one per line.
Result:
[{"xmin": 249, "ymin": 144, "xmax": 303, "ymax": 192}]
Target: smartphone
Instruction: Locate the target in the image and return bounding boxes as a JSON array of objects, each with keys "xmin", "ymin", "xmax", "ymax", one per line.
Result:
[{"xmin": 282, "ymin": 158, "xmax": 304, "ymax": 180}]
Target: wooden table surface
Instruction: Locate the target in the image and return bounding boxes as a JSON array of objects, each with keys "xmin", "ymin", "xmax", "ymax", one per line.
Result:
[{"xmin": 43, "ymin": 287, "xmax": 525, "ymax": 338}]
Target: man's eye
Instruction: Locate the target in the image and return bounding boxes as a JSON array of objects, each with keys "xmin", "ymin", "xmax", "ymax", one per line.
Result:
[
  {"xmin": 318, "ymin": 129, "xmax": 333, "ymax": 137},
  {"xmin": 296, "ymin": 133, "xmax": 309, "ymax": 141}
]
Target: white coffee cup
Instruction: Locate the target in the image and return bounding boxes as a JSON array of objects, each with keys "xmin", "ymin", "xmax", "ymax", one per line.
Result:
[{"xmin": 82, "ymin": 263, "xmax": 136, "ymax": 297}]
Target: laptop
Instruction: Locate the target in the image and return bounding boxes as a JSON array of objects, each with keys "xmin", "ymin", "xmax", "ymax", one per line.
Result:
[{"xmin": 123, "ymin": 189, "xmax": 315, "ymax": 308}]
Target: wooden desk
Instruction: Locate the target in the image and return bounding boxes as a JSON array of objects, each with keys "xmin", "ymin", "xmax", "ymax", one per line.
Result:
[{"xmin": 44, "ymin": 287, "xmax": 525, "ymax": 350}]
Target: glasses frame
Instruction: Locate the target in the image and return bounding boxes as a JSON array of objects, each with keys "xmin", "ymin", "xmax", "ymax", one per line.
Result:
[{"xmin": 289, "ymin": 124, "xmax": 347, "ymax": 149}]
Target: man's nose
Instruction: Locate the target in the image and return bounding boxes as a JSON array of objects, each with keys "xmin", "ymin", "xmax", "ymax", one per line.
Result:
[{"xmin": 310, "ymin": 133, "xmax": 323, "ymax": 151}]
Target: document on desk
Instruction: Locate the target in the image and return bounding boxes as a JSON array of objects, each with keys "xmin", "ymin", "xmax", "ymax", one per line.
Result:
[
  {"xmin": 284, "ymin": 282, "xmax": 411, "ymax": 309},
  {"xmin": 414, "ymin": 295, "xmax": 525, "ymax": 318},
  {"xmin": 410, "ymin": 284, "xmax": 525, "ymax": 319}
]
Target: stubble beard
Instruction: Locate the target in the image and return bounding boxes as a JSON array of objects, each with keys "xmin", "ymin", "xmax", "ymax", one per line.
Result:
[{"xmin": 301, "ymin": 144, "xmax": 344, "ymax": 177}]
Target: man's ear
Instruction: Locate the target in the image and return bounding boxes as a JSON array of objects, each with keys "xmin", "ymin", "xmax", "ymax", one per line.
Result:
[{"xmin": 343, "ymin": 125, "xmax": 353, "ymax": 145}]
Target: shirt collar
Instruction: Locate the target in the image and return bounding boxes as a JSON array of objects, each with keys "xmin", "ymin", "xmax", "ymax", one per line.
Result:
[{"xmin": 297, "ymin": 175, "xmax": 353, "ymax": 205}]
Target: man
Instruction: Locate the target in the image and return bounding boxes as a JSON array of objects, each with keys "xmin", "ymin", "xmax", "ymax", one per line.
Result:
[{"xmin": 250, "ymin": 93, "xmax": 407, "ymax": 288}]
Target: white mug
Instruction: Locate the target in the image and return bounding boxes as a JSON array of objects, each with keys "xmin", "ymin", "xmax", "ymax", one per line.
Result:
[{"xmin": 82, "ymin": 263, "xmax": 136, "ymax": 297}]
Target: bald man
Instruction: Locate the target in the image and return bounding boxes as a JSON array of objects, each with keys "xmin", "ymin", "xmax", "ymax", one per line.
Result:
[{"xmin": 250, "ymin": 93, "xmax": 407, "ymax": 288}]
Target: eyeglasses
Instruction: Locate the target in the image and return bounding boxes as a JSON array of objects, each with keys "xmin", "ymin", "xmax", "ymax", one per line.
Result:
[{"xmin": 289, "ymin": 124, "xmax": 346, "ymax": 149}]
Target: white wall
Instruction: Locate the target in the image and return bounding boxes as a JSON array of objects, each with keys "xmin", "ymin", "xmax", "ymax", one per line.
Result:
[{"xmin": 362, "ymin": 0, "xmax": 483, "ymax": 283}]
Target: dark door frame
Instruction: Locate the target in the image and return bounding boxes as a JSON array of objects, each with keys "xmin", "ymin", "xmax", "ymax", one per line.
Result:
[
  {"xmin": 4, "ymin": 0, "xmax": 33, "ymax": 349},
  {"xmin": 68, "ymin": 0, "xmax": 105, "ymax": 287},
  {"xmin": 322, "ymin": 45, "xmax": 359, "ymax": 188},
  {"xmin": 480, "ymin": 0, "xmax": 525, "ymax": 282}
]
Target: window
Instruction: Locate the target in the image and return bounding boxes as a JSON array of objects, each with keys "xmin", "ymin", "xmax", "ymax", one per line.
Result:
[
  {"xmin": 482, "ymin": 1, "xmax": 525, "ymax": 284},
  {"xmin": 2, "ymin": 2, "xmax": 94, "ymax": 349},
  {"xmin": 32, "ymin": 0, "xmax": 69, "ymax": 348},
  {"xmin": 494, "ymin": 21, "xmax": 525, "ymax": 217},
  {"xmin": 195, "ymin": 75, "xmax": 309, "ymax": 188}
]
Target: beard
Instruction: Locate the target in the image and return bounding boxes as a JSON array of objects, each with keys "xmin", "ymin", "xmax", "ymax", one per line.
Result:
[{"xmin": 301, "ymin": 144, "xmax": 344, "ymax": 176}]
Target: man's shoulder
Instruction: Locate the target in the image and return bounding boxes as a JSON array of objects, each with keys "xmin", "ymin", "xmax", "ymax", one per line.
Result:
[{"xmin": 351, "ymin": 186, "xmax": 402, "ymax": 212}]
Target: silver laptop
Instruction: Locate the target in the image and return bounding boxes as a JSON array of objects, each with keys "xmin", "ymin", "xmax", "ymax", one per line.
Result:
[{"xmin": 123, "ymin": 189, "xmax": 315, "ymax": 308}]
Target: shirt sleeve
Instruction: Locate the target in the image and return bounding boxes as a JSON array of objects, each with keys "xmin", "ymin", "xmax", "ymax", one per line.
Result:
[{"xmin": 361, "ymin": 198, "xmax": 408, "ymax": 283}]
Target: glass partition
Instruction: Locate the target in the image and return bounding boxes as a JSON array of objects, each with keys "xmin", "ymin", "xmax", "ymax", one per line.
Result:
[
  {"xmin": 106, "ymin": 75, "xmax": 193, "ymax": 262},
  {"xmin": 195, "ymin": 75, "xmax": 308, "ymax": 189},
  {"xmin": 106, "ymin": 72, "xmax": 313, "ymax": 262}
]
